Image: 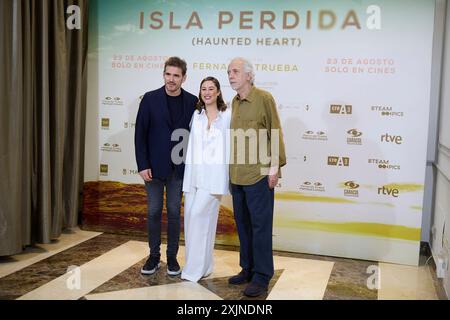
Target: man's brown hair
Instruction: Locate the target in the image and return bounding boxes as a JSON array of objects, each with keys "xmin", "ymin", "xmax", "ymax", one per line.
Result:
[{"xmin": 164, "ymin": 56, "xmax": 187, "ymax": 76}]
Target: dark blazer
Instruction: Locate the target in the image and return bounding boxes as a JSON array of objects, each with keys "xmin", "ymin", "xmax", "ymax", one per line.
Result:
[{"xmin": 134, "ymin": 86, "xmax": 197, "ymax": 179}]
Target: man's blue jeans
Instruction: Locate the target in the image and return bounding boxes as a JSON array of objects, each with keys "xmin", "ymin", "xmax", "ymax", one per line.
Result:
[
  {"xmin": 231, "ymin": 177, "xmax": 275, "ymax": 287},
  {"xmin": 144, "ymin": 170, "xmax": 183, "ymax": 259}
]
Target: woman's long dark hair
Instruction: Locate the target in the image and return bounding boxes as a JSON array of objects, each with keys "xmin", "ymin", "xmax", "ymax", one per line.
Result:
[{"xmin": 196, "ymin": 76, "xmax": 227, "ymax": 113}]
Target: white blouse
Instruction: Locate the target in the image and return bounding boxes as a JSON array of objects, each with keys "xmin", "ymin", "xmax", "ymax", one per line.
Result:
[{"xmin": 182, "ymin": 108, "xmax": 231, "ymax": 195}]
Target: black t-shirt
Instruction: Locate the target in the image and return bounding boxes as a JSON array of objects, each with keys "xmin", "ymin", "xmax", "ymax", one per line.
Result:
[{"xmin": 166, "ymin": 93, "xmax": 184, "ymax": 127}]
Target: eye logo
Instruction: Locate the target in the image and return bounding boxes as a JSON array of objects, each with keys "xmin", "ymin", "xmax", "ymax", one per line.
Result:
[
  {"xmin": 344, "ymin": 181, "xmax": 359, "ymax": 189},
  {"xmin": 347, "ymin": 129, "xmax": 363, "ymax": 145},
  {"xmin": 300, "ymin": 181, "xmax": 325, "ymax": 192},
  {"xmin": 103, "ymin": 96, "xmax": 124, "ymax": 106},
  {"xmin": 344, "ymin": 181, "xmax": 360, "ymax": 197},
  {"xmin": 302, "ymin": 130, "xmax": 328, "ymax": 141},
  {"xmin": 101, "ymin": 143, "xmax": 122, "ymax": 152},
  {"xmin": 347, "ymin": 129, "xmax": 362, "ymax": 137}
]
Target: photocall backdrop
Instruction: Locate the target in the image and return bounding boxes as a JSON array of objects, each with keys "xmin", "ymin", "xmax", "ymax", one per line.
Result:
[{"xmin": 84, "ymin": 0, "xmax": 435, "ymax": 265}]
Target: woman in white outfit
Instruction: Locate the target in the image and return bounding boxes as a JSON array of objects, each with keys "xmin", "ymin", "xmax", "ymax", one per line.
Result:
[{"xmin": 181, "ymin": 77, "xmax": 231, "ymax": 282}]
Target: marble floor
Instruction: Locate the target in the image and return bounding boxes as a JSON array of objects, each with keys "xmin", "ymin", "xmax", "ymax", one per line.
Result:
[{"xmin": 0, "ymin": 228, "xmax": 446, "ymax": 300}]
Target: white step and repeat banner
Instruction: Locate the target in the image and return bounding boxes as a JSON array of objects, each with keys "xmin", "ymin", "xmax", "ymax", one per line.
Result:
[{"xmin": 85, "ymin": 0, "xmax": 435, "ymax": 265}]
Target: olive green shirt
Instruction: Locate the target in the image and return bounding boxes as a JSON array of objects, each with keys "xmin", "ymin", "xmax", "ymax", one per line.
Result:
[{"xmin": 230, "ymin": 86, "xmax": 287, "ymax": 185}]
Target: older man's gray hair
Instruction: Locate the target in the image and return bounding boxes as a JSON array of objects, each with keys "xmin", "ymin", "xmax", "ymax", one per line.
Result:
[{"xmin": 231, "ymin": 57, "xmax": 255, "ymax": 85}]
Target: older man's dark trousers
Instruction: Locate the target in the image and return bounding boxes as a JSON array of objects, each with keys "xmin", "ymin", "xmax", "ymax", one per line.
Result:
[{"xmin": 231, "ymin": 177, "xmax": 274, "ymax": 287}]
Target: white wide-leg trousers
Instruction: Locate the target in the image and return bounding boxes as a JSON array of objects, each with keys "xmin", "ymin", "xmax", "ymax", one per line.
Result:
[{"xmin": 181, "ymin": 188, "xmax": 221, "ymax": 282}]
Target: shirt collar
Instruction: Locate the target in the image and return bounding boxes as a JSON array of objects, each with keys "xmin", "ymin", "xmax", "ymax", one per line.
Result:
[
  {"xmin": 236, "ymin": 86, "xmax": 256, "ymax": 103},
  {"xmin": 200, "ymin": 108, "xmax": 224, "ymax": 120}
]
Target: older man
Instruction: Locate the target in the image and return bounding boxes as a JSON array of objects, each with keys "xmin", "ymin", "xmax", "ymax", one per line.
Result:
[{"xmin": 227, "ymin": 57, "xmax": 286, "ymax": 297}]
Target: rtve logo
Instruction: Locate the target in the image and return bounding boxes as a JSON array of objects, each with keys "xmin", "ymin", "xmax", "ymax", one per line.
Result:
[
  {"xmin": 381, "ymin": 133, "xmax": 403, "ymax": 144},
  {"xmin": 377, "ymin": 186, "xmax": 399, "ymax": 198}
]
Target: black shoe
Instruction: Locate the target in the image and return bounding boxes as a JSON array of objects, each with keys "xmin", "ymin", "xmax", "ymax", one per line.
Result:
[
  {"xmin": 167, "ymin": 256, "xmax": 181, "ymax": 276},
  {"xmin": 141, "ymin": 256, "xmax": 161, "ymax": 275},
  {"xmin": 228, "ymin": 269, "xmax": 251, "ymax": 285},
  {"xmin": 244, "ymin": 282, "xmax": 268, "ymax": 297}
]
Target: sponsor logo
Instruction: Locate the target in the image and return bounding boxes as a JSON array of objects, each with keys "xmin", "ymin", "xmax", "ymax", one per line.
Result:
[
  {"xmin": 347, "ymin": 129, "xmax": 362, "ymax": 145},
  {"xmin": 102, "ymin": 96, "xmax": 124, "ymax": 106},
  {"xmin": 101, "ymin": 143, "xmax": 122, "ymax": 152},
  {"xmin": 100, "ymin": 164, "xmax": 108, "ymax": 176},
  {"xmin": 122, "ymin": 169, "xmax": 139, "ymax": 175},
  {"xmin": 328, "ymin": 156, "xmax": 350, "ymax": 167},
  {"xmin": 330, "ymin": 104, "xmax": 352, "ymax": 115},
  {"xmin": 368, "ymin": 159, "xmax": 401, "ymax": 170},
  {"xmin": 277, "ymin": 104, "xmax": 303, "ymax": 111},
  {"xmin": 124, "ymin": 122, "xmax": 136, "ymax": 129},
  {"xmin": 344, "ymin": 181, "xmax": 360, "ymax": 197},
  {"xmin": 101, "ymin": 118, "xmax": 110, "ymax": 130},
  {"xmin": 380, "ymin": 133, "xmax": 403, "ymax": 145},
  {"xmin": 300, "ymin": 181, "xmax": 325, "ymax": 192},
  {"xmin": 377, "ymin": 185, "xmax": 399, "ymax": 198},
  {"xmin": 302, "ymin": 130, "xmax": 328, "ymax": 141},
  {"xmin": 371, "ymin": 105, "xmax": 404, "ymax": 117},
  {"xmin": 286, "ymin": 155, "xmax": 306, "ymax": 163}
]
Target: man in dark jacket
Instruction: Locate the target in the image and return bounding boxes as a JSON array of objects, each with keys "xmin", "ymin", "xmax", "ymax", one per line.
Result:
[{"xmin": 135, "ymin": 57, "xmax": 197, "ymax": 276}]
